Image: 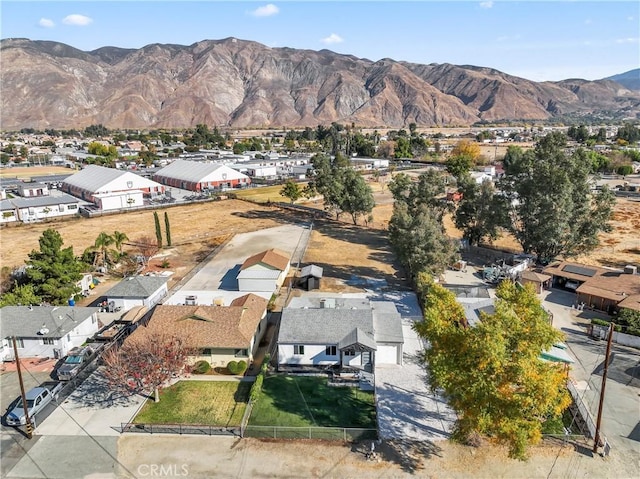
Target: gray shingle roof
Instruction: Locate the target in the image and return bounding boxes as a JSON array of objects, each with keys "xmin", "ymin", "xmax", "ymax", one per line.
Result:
[
  {"xmin": 10, "ymin": 193, "xmax": 80, "ymax": 208},
  {"xmin": 279, "ymin": 298, "xmax": 403, "ymax": 345},
  {"xmin": 105, "ymin": 276, "xmax": 169, "ymax": 299},
  {"xmin": 300, "ymin": 265, "xmax": 323, "ymax": 278},
  {"xmin": 1, "ymin": 306, "xmax": 99, "ymax": 339},
  {"xmin": 338, "ymin": 327, "xmax": 377, "ymax": 351}
]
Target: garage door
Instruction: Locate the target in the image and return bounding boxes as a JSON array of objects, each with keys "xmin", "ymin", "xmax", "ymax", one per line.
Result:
[{"xmin": 377, "ymin": 345, "xmax": 399, "ymax": 365}]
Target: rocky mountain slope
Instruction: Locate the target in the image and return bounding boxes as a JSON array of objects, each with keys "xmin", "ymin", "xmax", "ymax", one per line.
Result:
[{"xmin": 1, "ymin": 37, "xmax": 638, "ymax": 130}]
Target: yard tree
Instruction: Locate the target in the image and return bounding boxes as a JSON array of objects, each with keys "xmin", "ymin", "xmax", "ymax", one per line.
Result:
[
  {"xmin": 153, "ymin": 211, "xmax": 163, "ymax": 248},
  {"xmin": 280, "ymin": 180, "xmax": 303, "ymax": 204},
  {"xmin": 308, "ymin": 153, "xmax": 348, "ymax": 219},
  {"xmin": 102, "ymin": 329, "xmax": 194, "ymax": 402},
  {"xmin": 389, "ymin": 202, "xmax": 457, "ymax": 280},
  {"xmin": 388, "ymin": 170, "xmax": 451, "ymax": 220},
  {"xmin": 445, "ymin": 154, "xmax": 473, "ymax": 182},
  {"xmin": 414, "ymin": 279, "xmax": 571, "ymax": 460},
  {"xmin": 454, "ymin": 179, "xmax": 507, "ymax": 246},
  {"xmin": 25, "ymin": 229, "xmax": 83, "ymax": 305},
  {"xmin": 133, "ymin": 235, "xmax": 159, "ymax": 266},
  {"xmin": 93, "ymin": 232, "xmax": 115, "ymax": 269},
  {"xmin": 451, "ymin": 140, "xmax": 481, "ymax": 162},
  {"xmin": 338, "ymin": 169, "xmax": 375, "ymax": 225},
  {"xmin": 112, "ymin": 230, "xmax": 129, "ymax": 255},
  {"xmin": 163, "ymin": 213, "xmax": 172, "ymax": 247},
  {"xmin": 499, "ymin": 132, "xmax": 615, "ymax": 262},
  {"xmin": 0, "ymin": 283, "xmax": 41, "ymax": 307}
]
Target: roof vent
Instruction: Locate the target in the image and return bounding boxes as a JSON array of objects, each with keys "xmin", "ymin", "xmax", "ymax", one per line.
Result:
[{"xmin": 38, "ymin": 327, "xmax": 50, "ymax": 335}]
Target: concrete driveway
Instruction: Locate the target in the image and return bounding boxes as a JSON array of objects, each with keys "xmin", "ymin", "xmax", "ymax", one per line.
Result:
[
  {"xmin": 168, "ymin": 223, "xmax": 310, "ymax": 296},
  {"xmin": 36, "ymin": 366, "xmax": 145, "ymax": 437}
]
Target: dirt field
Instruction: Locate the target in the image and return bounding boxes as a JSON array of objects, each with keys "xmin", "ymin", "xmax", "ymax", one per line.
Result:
[
  {"xmin": 116, "ymin": 435, "xmax": 633, "ymax": 479},
  {"xmin": 0, "ymin": 165, "xmax": 72, "ymax": 178}
]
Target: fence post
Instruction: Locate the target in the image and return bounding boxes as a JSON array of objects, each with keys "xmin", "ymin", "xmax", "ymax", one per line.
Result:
[
  {"xmin": 274, "ymin": 427, "xmax": 277, "ymax": 439},
  {"xmin": 344, "ymin": 428, "xmax": 346, "ymax": 442}
]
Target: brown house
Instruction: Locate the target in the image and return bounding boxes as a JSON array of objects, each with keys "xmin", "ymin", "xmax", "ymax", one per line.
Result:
[
  {"xmin": 131, "ymin": 293, "xmax": 269, "ymax": 367},
  {"xmin": 543, "ymin": 262, "xmax": 640, "ymax": 313}
]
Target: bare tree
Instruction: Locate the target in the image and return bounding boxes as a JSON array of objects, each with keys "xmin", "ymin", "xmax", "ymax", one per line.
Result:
[
  {"xmin": 132, "ymin": 235, "xmax": 159, "ymax": 267},
  {"xmin": 102, "ymin": 330, "xmax": 193, "ymax": 402}
]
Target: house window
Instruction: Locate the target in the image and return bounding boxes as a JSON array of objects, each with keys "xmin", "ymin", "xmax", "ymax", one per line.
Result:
[
  {"xmin": 42, "ymin": 338, "xmax": 56, "ymax": 345},
  {"xmin": 294, "ymin": 345, "xmax": 305, "ymax": 355},
  {"xmin": 201, "ymin": 348, "xmax": 213, "ymax": 355},
  {"xmin": 235, "ymin": 349, "xmax": 248, "ymax": 357},
  {"xmin": 325, "ymin": 346, "xmax": 337, "ymax": 356},
  {"xmin": 15, "ymin": 338, "xmax": 24, "ymax": 348},
  {"xmin": 343, "ymin": 350, "xmax": 355, "ymax": 356},
  {"xmin": 68, "ymin": 204, "xmax": 78, "ymax": 210}
]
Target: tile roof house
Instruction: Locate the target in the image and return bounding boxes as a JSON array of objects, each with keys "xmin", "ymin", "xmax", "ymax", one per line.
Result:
[
  {"xmin": 105, "ymin": 276, "xmax": 169, "ymax": 312},
  {"xmin": 1, "ymin": 306, "xmax": 100, "ymax": 361},
  {"xmin": 237, "ymin": 249, "xmax": 291, "ymax": 292},
  {"xmin": 278, "ymin": 297, "xmax": 404, "ymax": 370},
  {"xmin": 130, "ymin": 293, "xmax": 269, "ymax": 367}
]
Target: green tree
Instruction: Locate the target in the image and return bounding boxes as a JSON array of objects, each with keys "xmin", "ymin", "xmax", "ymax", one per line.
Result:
[
  {"xmin": 388, "ymin": 170, "xmax": 451, "ymax": 220},
  {"xmin": 445, "ymin": 155, "xmax": 473, "ymax": 182},
  {"xmin": 25, "ymin": 229, "xmax": 83, "ymax": 305},
  {"xmin": 164, "ymin": 212, "xmax": 172, "ymax": 247},
  {"xmin": 499, "ymin": 132, "xmax": 615, "ymax": 261},
  {"xmin": 0, "ymin": 283, "xmax": 41, "ymax": 307},
  {"xmin": 112, "ymin": 230, "xmax": 129, "ymax": 257},
  {"xmin": 280, "ymin": 180, "xmax": 303, "ymax": 204},
  {"xmin": 454, "ymin": 179, "xmax": 506, "ymax": 246},
  {"xmin": 616, "ymin": 164, "xmax": 634, "ymax": 177},
  {"xmin": 394, "ymin": 137, "xmax": 412, "ymax": 158},
  {"xmin": 389, "ymin": 203, "xmax": 457, "ymax": 280},
  {"xmin": 616, "ymin": 123, "xmax": 640, "ymax": 143},
  {"xmin": 414, "ymin": 279, "xmax": 571, "ymax": 460},
  {"xmin": 93, "ymin": 232, "xmax": 115, "ymax": 269},
  {"xmin": 339, "ymin": 169, "xmax": 375, "ymax": 225},
  {"xmin": 153, "ymin": 212, "xmax": 163, "ymax": 249},
  {"xmin": 308, "ymin": 154, "xmax": 348, "ymax": 219}
]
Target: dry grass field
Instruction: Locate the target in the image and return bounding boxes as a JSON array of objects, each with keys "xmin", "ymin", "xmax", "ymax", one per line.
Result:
[{"xmin": 0, "ymin": 166, "xmax": 72, "ymax": 178}]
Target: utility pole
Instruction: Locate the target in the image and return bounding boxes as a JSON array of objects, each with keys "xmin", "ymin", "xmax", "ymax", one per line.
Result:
[
  {"xmin": 592, "ymin": 322, "xmax": 614, "ymax": 454},
  {"xmin": 12, "ymin": 336, "xmax": 34, "ymax": 439}
]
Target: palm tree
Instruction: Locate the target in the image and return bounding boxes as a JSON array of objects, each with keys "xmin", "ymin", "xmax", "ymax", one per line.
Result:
[
  {"xmin": 112, "ymin": 231, "xmax": 129, "ymax": 255},
  {"xmin": 94, "ymin": 232, "xmax": 114, "ymax": 269}
]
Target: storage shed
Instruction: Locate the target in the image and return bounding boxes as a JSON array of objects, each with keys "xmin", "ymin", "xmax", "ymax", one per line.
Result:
[{"xmin": 298, "ymin": 264, "xmax": 323, "ymax": 291}]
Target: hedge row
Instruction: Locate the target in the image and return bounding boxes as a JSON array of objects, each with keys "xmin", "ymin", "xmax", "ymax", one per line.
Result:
[{"xmin": 249, "ymin": 354, "xmax": 270, "ymax": 403}]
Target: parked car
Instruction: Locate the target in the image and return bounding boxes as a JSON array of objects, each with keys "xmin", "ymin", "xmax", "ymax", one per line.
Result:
[
  {"xmin": 56, "ymin": 346, "xmax": 95, "ymax": 381},
  {"xmin": 5, "ymin": 382, "xmax": 62, "ymax": 426}
]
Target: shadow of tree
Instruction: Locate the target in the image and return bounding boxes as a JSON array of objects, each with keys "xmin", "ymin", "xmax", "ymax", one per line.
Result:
[
  {"xmin": 67, "ymin": 370, "xmax": 142, "ymax": 408},
  {"xmin": 372, "ymin": 438, "xmax": 443, "ymax": 474}
]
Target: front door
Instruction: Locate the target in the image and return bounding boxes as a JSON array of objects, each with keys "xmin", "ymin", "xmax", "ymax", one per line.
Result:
[{"xmin": 361, "ymin": 351, "xmax": 371, "ymax": 367}]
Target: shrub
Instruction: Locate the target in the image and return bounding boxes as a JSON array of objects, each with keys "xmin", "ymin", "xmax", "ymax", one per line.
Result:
[
  {"xmin": 227, "ymin": 360, "xmax": 238, "ymax": 374},
  {"xmin": 192, "ymin": 360, "xmax": 211, "ymax": 374},
  {"xmin": 236, "ymin": 360, "xmax": 247, "ymax": 374},
  {"xmin": 250, "ymin": 374, "xmax": 264, "ymax": 402}
]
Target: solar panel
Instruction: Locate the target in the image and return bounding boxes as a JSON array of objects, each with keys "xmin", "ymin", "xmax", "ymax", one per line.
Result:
[{"xmin": 562, "ymin": 264, "xmax": 597, "ymax": 277}]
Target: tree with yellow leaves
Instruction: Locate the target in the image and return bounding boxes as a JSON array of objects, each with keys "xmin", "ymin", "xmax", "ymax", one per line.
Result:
[{"xmin": 414, "ymin": 276, "xmax": 571, "ymax": 459}]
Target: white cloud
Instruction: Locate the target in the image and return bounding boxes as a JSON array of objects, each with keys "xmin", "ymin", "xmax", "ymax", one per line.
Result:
[
  {"xmin": 616, "ymin": 37, "xmax": 639, "ymax": 44},
  {"xmin": 321, "ymin": 33, "xmax": 343, "ymax": 45},
  {"xmin": 250, "ymin": 4, "xmax": 279, "ymax": 17},
  {"xmin": 38, "ymin": 18, "xmax": 55, "ymax": 28},
  {"xmin": 62, "ymin": 14, "xmax": 93, "ymax": 26},
  {"xmin": 479, "ymin": 1, "xmax": 493, "ymax": 9}
]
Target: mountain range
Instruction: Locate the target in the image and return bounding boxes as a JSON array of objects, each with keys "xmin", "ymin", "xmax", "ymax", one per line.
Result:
[{"xmin": 1, "ymin": 37, "xmax": 639, "ymax": 130}]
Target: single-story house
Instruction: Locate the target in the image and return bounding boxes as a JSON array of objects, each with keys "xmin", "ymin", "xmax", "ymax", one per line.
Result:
[
  {"xmin": 104, "ymin": 275, "xmax": 170, "ymax": 312},
  {"xmin": 0, "ymin": 199, "xmax": 18, "ymax": 224},
  {"xmin": 152, "ymin": 160, "xmax": 251, "ymax": 192},
  {"xmin": 17, "ymin": 182, "xmax": 49, "ymax": 197},
  {"xmin": 543, "ymin": 262, "xmax": 639, "ymax": 313},
  {"xmin": 277, "ymin": 297, "xmax": 404, "ymax": 370},
  {"xmin": 519, "ymin": 270, "xmax": 552, "ymax": 294},
  {"xmin": 298, "ymin": 264, "xmax": 323, "ymax": 291},
  {"xmin": 10, "ymin": 193, "xmax": 81, "ymax": 222},
  {"xmin": 131, "ymin": 293, "xmax": 268, "ymax": 367},
  {"xmin": 0, "ymin": 306, "xmax": 100, "ymax": 361},
  {"xmin": 237, "ymin": 249, "xmax": 291, "ymax": 292},
  {"xmin": 62, "ymin": 164, "xmax": 165, "ymax": 210}
]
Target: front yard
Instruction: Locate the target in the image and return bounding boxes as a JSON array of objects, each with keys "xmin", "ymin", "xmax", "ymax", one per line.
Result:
[
  {"xmin": 248, "ymin": 375, "xmax": 376, "ymax": 428},
  {"xmin": 133, "ymin": 380, "xmax": 250, "ymax": 426}
]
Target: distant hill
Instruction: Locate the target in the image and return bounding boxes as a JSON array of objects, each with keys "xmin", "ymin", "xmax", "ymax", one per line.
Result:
[
  {"xmin": 1, "ymin": 37, "xmax": 639, "ymax": 130},
  {"xmin": 604, "ymin": 69, "xmax": 640, "ymax": 91}
]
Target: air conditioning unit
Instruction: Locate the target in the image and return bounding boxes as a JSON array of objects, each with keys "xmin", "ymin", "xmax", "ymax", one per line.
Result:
[{"xmin": 185, "ymin": 295, "xmax": 197, "ymax": 306}]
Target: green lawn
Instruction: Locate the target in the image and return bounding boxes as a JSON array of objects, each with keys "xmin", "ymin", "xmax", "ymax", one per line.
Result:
[
  {"xmin": 248, "ymin": 376, "xmax": 376, "ymax": 428},
  {"xmin": 133, "ymin": 381, "xmax": 250, "ymax": 426}
]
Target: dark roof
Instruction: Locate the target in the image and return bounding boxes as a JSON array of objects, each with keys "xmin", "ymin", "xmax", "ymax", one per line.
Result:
[
  {"xmin": 105, "ymin": 276, "xmax": 169, "ymax": 299},
  {"xmin": 338, "ymin": 328, "xmax": 377, "ymax": 351},
  {"xmin": 562, "ymin": 264, "xmax": 598, "ymax": 278},
  {"xmin": 10, "ymin": 193, "xmax": 80, "ymax": 208}
]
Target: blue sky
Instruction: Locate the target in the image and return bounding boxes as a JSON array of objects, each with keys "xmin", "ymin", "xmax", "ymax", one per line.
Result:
[{"xmin": 2, "ymin": 1, "xmax": 638, "ymax": 82}]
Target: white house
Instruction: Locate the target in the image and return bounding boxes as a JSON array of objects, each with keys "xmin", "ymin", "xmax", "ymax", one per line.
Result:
[
  {"xmin": 104, "ymin": 275, "xmax": 169, "ymax": 312},
  {"xmin": 237, "ymin": 249, "xmax": 291, "ymax": 292},
  {"xmin": 152, "ymin": 160, "xmax": 251, "ymax": 192},
  {"xmin": 1, "ymin": 306, "xmax": 100, "ymax": 361},
  {"xmin": 10, "ymin": 193, "xmax": 81, "ymax": 222},
  {"xmin": 62, "ymin": 164, "xmax": 165, "ymax": 210},
  {"xmin": 0, "ymin": 199, "xmax": 18, "ymax": 224},
  {"xmin": 17, "ymin": 182, "xmax": 49, "ymax": 197},
  {"xmin": 277, "ymin": 297, "xmax": 404, "ymax": 370}
]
